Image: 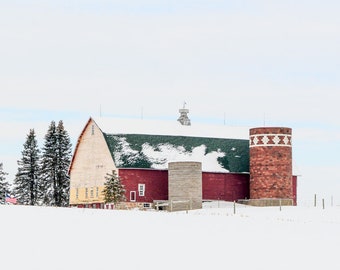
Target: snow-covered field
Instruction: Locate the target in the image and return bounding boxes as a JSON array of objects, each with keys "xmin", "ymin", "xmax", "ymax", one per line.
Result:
[{"xmin": 1, "ymin": 201, "xmax": 339, "ymax": 270}]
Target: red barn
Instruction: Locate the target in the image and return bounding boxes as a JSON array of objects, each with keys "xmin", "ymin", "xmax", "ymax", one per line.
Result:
[{"xmin": 69, "ymin": 110, "xmax": 297, "ymax": 210}]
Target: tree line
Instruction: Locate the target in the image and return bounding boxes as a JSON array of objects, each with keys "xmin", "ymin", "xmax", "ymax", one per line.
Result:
[{"xmin": 0, "ymin": 120, "xmax": 72, "ymax": 207}]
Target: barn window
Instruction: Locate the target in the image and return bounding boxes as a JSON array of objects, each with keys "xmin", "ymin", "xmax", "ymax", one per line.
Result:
[
  {"xmin": 138, "ymin": 184, "xmax": 145, "ymax": 196},
  {"xmin": 91, "ymin": 125, "xmax": 95, "ymax": 135},
  {"xmin": 130, "ymin": 191, "xmax": 136, "ymax": 202},
  {"xmin": 76, "ymin": 188, "xmax": 79, "ymax": 199},
  {"xmin": 85, "ymin": 188, "xmax": 88, "ymax": 198},
  {"xmin": 90, "ymin": 188, "xmax": 94, "ymax": 198},
  {"xmin": 96, "ymin": 187, "xmax": 99, "ymax": 198},
  {"xmin": 143, "ymin": 203, "xmax": 152, "ymax": 208}
]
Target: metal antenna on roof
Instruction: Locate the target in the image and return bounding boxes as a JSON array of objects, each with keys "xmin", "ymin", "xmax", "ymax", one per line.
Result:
[{"xmin": 177, "ymin": 102, "xmax": 191, "ymax": 126}]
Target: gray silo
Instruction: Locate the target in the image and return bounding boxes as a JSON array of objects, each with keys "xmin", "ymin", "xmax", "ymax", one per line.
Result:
[{"xmin": 168, "ymin": 161, "xmax": 202, "ymax": 211}]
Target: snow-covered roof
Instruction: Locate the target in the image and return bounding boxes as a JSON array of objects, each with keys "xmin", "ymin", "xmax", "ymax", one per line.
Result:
[
  {"xmin": 103, "ymin": 133, "xmax": 250, "ymax": 173},
  {"xmin": 90, "ymin": 117, "xmax": 250, "ymax": 173},
  {"xmin": 93, "ymin": 117, "xmax": 250, "ymax": 140},
  {"xmin": 70, "ymin": 116, "xmax": 299, "ymax": 175}
]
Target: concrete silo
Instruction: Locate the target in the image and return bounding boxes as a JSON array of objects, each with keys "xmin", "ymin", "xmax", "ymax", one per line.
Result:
[{"xmin": 168, "ymin": 161, "xmax": 202, "ymax": 211}]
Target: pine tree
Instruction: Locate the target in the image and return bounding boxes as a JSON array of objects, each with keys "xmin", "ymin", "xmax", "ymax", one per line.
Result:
[
  {"xmin": 40, "ymin": 120, "xmax": 72, "ymax": 207},
  {"xmin": 40, "ymin": 120, "xmax": 57, "ymax": 205},
  {"xmin": 12, "ymin": 129, "xmax": 41, "ymax": 205},
  {"xmin": 0, "ymin": 163, "xmax": 10, "ymax": 204},
  {"xmin": 55, "ymin": 120, "xmax": 72, "ymax": 207},
  {"xmin": 103, "ymin": 170, "xmax": 126, "ymax": 205}
]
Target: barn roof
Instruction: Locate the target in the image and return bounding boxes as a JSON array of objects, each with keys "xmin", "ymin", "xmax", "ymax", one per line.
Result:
[
  {"xmin": 92, "ymin": 117, "xmax": 250, "ymax": 173},
  {"xmin": 93, "ymin": 117, "xmax": 250, "ymax": 140}
]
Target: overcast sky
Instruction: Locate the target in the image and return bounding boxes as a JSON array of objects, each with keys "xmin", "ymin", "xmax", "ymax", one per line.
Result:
[{"xmin": 1, "ymin": 1, "xmax": 339, "ymax": 204}]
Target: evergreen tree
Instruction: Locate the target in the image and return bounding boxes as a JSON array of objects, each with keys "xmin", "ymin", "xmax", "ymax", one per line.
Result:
[
  {"xmin": 103, "ymin": 170, "xmax": 126, "ymax": 205},
  {"xmin": 40, "ymin": 121, "xmax": 57, "ymax": 205},
  {"xmin": 55, "ymin": 120, "xmax": 72, "ymax": 206},
  {"xmin": 12, "ymin": 129, "xmax": 41, "ymax": 205},
  {"xmin": 40, "ymin": 120, "xmax": 72, "ymax": 207},
  {"xmin": 0, "ymin": 163, "xmax": 10, "ymax": 204}
]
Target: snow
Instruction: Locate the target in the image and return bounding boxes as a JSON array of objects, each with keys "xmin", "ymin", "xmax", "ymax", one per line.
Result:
[
  {"xmin": 138, "ymin": 143, "xmax": 229, "ymax": 172},
  {"xmin": 1, "ymin": 202, "xmax": 339, "ymax": 270},
  {"xmin": 93, "ymin": 117, "xmax": 250, "ymax": 139}
]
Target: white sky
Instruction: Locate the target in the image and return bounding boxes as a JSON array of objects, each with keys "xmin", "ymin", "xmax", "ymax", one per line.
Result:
[
  {"xmin": 1, "ymin": 201, "xmax": 340, "ymax": 270},
  {"xmin": 0, "ymin": 1, "xmax": 339, "ymax": 204}
]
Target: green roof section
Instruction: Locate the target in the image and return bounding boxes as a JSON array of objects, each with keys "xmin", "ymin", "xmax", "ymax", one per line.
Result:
[{"xmin": 103, "ymin": 133, "xmax": 249, "ymax": 173}]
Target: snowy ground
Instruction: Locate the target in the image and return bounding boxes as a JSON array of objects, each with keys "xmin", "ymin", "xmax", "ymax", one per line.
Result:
[{"xmin": 1, "ymin": 201, "xmax": 339, "ymax": 270}]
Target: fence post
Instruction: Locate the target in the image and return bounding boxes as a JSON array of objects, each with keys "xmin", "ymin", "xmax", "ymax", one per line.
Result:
[
  {"xmin": 322, "ymin": 198, "xmax": 325, "ymax": 210},
  {"xmin": 279, "ymin": 199, "xmax": 282, "ymax": 211},
  {"xmin": 233, "ymin": 200, "xmax": 236, "ymax": 214},
  {"xmin": 314, "ymin": 194, "xmax": 317, "ymax": 207}
]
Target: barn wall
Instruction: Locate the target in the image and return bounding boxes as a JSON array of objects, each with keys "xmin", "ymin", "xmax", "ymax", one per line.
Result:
[
  {"xmin": 71, "ymin": 165, "xmax": 296, "ymax": 206},
  {"xmin": 119, "ymin": 169, "xmax": 168, "ymax": 203},
  {"xmin": 119, "ymin": 168, "xmax": 250, "ymax": 203},
  {"xmin": 202, "ymin": 172, "xmax": 250, "ymax": 202},
  {"xmin": 69, "ymin": 118, "xmax": 117, "ymax": 205}
]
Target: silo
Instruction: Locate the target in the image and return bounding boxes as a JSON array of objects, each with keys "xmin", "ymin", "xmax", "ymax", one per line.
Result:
[
  {"xmin": 249, "ymin": 127, "xmax": 293, "ymax": 206},
  {"xmin": 168, "ymin": 161, "xmax": 202, "ymax": 211}
]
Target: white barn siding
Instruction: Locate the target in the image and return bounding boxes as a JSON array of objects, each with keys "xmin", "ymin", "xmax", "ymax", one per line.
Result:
[{"xmin": 69, "ymin": 118, "xmax": 117, "ymax": 205}]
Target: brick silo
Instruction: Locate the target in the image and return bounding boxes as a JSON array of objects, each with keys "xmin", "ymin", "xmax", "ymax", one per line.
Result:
[{"xmin": 249, "ymin": 127, "xmax": 293, "ymax": 205}]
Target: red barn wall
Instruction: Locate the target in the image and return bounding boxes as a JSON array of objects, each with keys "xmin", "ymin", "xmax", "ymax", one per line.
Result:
[
  {"xmin": 202, "ymin": 172, "xmax": 250, "ymax": 202},
  {"xmin": 118, "ymin": 168, "xmax": 296, "ymax": 204},
  {"xmin": 119, "ymin": 168, "xmax": 250, "ymax": 203},
  {"xmin": 119, "ymin": 168, "xmax": 168, "ymax": 202}
]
